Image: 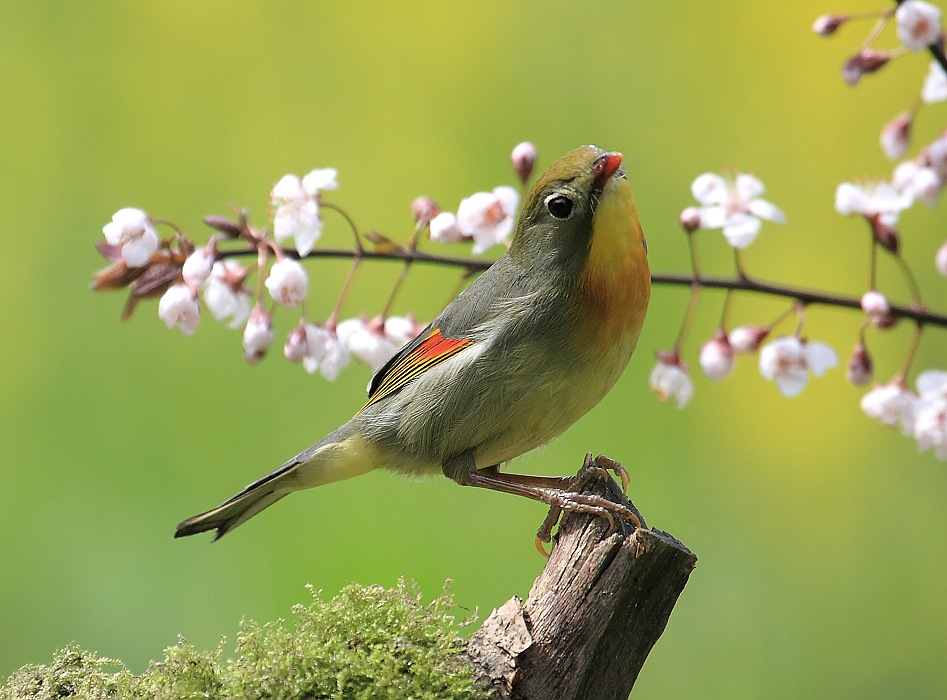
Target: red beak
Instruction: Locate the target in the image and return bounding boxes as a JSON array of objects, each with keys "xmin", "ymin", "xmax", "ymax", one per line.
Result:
[{"xmin": 592, "ymin": 152, "xmax": 623, "ymax": 192}]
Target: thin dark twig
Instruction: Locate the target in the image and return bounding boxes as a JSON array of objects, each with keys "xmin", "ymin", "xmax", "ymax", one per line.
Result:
[
  {"xmin": 218, "ymin": 244, "xmax": 947, "ymax": 329},
  {"xmin": 652, "ymin": 271, "xmax": 947, "ymax": 328},
  {"xmin": 218, "ymin": 243, "xmax": 947, "ymax": 328}
]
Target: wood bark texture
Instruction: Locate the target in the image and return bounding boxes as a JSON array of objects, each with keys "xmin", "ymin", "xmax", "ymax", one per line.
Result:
[{"xmin": 467, "ymin": 454, "xmax": 697, "ymax": 700}]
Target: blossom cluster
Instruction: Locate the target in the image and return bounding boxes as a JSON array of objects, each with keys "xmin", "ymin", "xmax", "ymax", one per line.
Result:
[
  {"xmin": 862, "ymin": 371, "xmax": 947, "ymax": 458},
  {"xmin": 816, "ymin": 1, "xmax": 947, "ymax": 270},
  {"xmin": 645, "ymin": 3, "xmax": 947, "ymax": 460},
  {"xmin": 650, "ymin": 330, "xmax": 840, "ymax": 409},
  {"xmin": 93, "ymin": 115, "xmax": 947, "ymax": 460},
  {"xmin": 815, "ymin": 1, "xmax": 944, "ymax": 84},
  {"xmin": 680, "ymin": 172, "xmax": 786, "ymax": 249},
  {"xmin": 93, "ymin": 143, "xmax": 531, "ymax": 382}
]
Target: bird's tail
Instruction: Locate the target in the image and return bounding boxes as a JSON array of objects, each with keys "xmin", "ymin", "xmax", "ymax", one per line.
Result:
[{"xmin": 174, "ymin": 425, "xmax": 381, "ymax": 541}]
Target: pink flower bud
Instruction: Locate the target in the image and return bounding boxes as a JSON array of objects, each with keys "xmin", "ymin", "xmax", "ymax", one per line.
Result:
[
  {"xmin": 880, "ymin": 112, "xmax": 913, "ymax": 161},
  {"xmin": 429, "ymin": 211, "xmax": 462, "ymax": 244},
  {"xmin": 870, "ymin": 216, "xmax": 901, "ymax": 254},
  {"xmin": 510, "ymin": 141, "xmax": 538, "ymax": 184},
  {"xmin": 812, "ymin": 13, "xmax": 848, "ymax": 36},
  {"xmin": 936, "ymin": 240, "xmax": 947, "ymax": 276},
  {"xmin": 861, "ymin": 290, "xmax": 891, "ymax": 318},
  {"xmin": 728, "ymin": 325, "xmax": 769, "ymax": 353},
  {"xmin": 243, "ymin": 304, "xmax": 274, "ymax": 363},
  {"xmin": 874, "ymin": 312, "xmax": 900, "ymax": 329},
  {"xmin": 859, "ymin": 48, "xmax": 892, "ymax": 74},
  {"xmin": 411, "ymin": 196, "xmax": 439, "ymax": 227},
  {"xmin": 202, "ymin": 215, "xmax": 243, "ymax": 238},
  {"xmin": 284, "ymin": 324, "xmax": 309, "ymax": 363},
  {"xmin": 679, "ymin": 206, "xmax": 702, "ymax": 233},
  {"xmin": 699, "ymin": 330, "xmax": 734, "ymax": 381},
  {"xmin": 843, "ymin": 49, "xmax": 891, "ymax": 86},
  {"xmin": 847, "ymin": 342, "xmax": 873, "ymax": 386}
]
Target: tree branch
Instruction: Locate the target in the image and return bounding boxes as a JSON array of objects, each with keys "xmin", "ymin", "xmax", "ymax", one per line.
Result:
[
  {"xmin": 219, "ymin": 245, "xmax": 947, "ymax": 329},
  {"xmin": 466, "ymin": 455, "xmax": 697, "ymax": 699}
]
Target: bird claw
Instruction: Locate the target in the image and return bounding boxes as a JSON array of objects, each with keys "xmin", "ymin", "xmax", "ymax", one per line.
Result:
[
  {"xmin": 534, "ymin": 455, "xmax": 643, "ymax": 556},
  {"xmin": 590, "ymin": 454, "xmax": 631, "ymax": 494}
]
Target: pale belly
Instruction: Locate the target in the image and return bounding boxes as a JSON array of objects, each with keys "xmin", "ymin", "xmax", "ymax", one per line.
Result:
[{"xmin": 363, "ymin": 325, "xmax": 640, "ymax": 475}]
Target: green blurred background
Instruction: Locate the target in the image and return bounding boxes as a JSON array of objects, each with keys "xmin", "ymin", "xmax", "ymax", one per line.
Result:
[{"xmin": 1, "ymin": 1, "xmax": 945, "ymax": 697}]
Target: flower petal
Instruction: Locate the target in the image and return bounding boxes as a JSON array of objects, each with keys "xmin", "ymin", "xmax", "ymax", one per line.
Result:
[
  {"xmin": 697, "ymin": 205, "xmax": 727, "ymax": 229},
  {"xmin": 691, "ymin": 173, "xmax": 728, "ymax": 205},
  {"xmin": 916, "ymin": 369, "xmax": 947, "ymax": 398},
  {"xmin": 747, "ymin": 198, "xmax": 786, "ymax": 224},
  {"xmin": 805, "ymin": 341, "xmax": 840, "ymax": 377},
  {"xmin": 775, "ymin": 368, "xmax": 810, "ymax": 397},
  {"xmin": 721, "ymin": 213, "xmax": 761, "ymax": 249},
  {"xmin": 735, "ymin": 173, "xmax": 765, "ymax": 201}
]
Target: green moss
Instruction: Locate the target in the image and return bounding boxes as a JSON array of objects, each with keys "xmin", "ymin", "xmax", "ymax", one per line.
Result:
[{"xmin": 1, "ymin": 579, "xmax": 488, "ymax": 700}]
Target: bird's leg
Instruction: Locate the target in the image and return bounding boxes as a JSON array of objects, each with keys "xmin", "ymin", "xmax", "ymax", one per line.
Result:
[
  {"xmin": 479, "ymin": 454, "xmax": 630, "ymax": 494},
  {"xmin": 442, "ymin": 452, "xmax": 641, "ymax": 549},
  {"xmin": 478, "ymin": 465, "xmax": 575, "ymax": 490}
]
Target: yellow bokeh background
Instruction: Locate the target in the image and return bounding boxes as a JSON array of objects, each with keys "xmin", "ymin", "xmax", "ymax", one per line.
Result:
[{"xmin": 1, "ymin": 2, "xmax": 945, "ymax": 697}]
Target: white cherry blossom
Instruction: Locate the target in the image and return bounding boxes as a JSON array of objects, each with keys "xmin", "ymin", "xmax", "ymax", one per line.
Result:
[
  {"xmin": 265, "ymin": 258, "xmax": 308, "ymax": 308},
  {"xmin": 158, "ymin": 283, "xmax": 200, "ymax": 336},
  {"xmin": 102, "ymin": 208, "xmax": 159, "ymax": 268},
  {"xmin": 336, "ymin": 317, "xmax": 398, "ymax": 371},
  {"xmin": 861, "ymin": 383, "xmax": 918, "ymax": 434},
  {"xmin": 893, "ymin": 160, "xmax": 942, "ymax": 208},
  {"xmin": 303, "ymin": 324, "xmax": 351, "ymax": 380},
  {"xmin": 182, "ymin": 245, "xmax": 215, "ymax": 286},
  {"xmin": 271, "ymin": 168, "xmax": 338, "ymax": 256},
  {"xmin": 457, "ymin": 186, "xmax": 519, "ymax": 253},
  {"xmin": 895, "ymin": 0, "xmax": 942, "ymax": 51},
  {"xmin": 759, "ymin": 336, "xmax": 839, "ymax": 398},
  {"xmin": 689, "ymin": 172, "xmax": 785, "ymax": 249},
  {"xmin": 649, "ymin": 356, "xmax": 693, "ymax": 409},
  {"xmin": 913, "ymin": 398, "xmax": 947, "ymax": 459},
  {"xmin": 834, "ymin": 180, "xmax": 913, "ymax": 224},
  {"xmin": 204, "ymin": 260, "xmax": 251, "ymax": 328}
]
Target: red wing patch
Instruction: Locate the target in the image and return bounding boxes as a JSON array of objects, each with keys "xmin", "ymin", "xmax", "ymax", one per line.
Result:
[{"xmin": 359, "ymin": 328, "xmax": 474, "ymax": 412}]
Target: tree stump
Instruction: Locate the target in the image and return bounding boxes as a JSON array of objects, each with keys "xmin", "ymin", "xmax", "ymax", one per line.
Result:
[{"xmin": 467, "ymin": 454, "xmax": 697, "ymax": 699}]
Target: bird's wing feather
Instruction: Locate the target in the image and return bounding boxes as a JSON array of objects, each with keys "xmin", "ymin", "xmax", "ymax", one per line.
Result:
[{"xmin": 361, "ymin": 326, "xmax": 475, "ymax": 411}]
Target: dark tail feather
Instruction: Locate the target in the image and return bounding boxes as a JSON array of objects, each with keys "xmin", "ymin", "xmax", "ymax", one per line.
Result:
[
  {"xmin": 174, "ymin": 424, "xmax": 373, "ymax": 541},
  {"xmin": 174, "ymin": 460, "xmax": 299, "ymax": 540}
]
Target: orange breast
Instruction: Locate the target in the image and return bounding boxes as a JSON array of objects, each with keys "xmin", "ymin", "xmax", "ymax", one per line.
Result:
[{"xmin": 578, "ymin": 177, "xmax": 651, "ymax": 345}]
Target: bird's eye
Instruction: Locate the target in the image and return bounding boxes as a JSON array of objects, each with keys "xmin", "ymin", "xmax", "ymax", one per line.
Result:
[{"xmin": 545, "ymin": 194, "xmax": 574, "ymax": 219}]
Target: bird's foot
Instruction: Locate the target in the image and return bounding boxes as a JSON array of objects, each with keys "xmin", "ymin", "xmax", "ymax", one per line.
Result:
[{"xmin": 534, "ymin": 454, "xmax": 644, "ymax": 555}]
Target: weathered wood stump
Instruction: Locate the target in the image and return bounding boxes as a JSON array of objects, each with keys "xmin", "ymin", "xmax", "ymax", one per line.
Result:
[{"xmin": 467, "ymin": 454, "xmax": 697, "ymax": 699}]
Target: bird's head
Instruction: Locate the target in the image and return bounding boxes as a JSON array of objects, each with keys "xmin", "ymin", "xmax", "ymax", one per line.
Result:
[{"xmin": 510, "ymin": 145, "xmax": 648, "ymax": 285}]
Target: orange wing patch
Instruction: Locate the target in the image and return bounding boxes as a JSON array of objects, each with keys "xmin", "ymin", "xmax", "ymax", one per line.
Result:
[{"xmin": 359, "ymin": 328, "xmax": 474, "ymax": 412}]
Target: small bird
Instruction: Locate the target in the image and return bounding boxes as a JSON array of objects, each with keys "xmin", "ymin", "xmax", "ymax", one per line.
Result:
[{"xmin": 175, "ymin": 145, "xmax": 651, "ymax": 541}]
